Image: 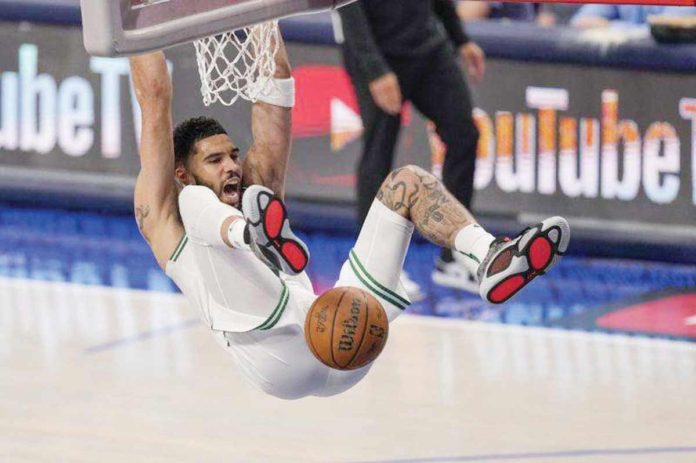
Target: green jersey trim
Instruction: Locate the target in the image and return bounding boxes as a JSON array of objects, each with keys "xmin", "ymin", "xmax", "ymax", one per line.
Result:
[
  {"xmin": 255, "ymin": 283, "xmax": 290, "ymax": 331},
  {"xmin": 170, "ymin": 235, "xmax": 188, "ymax": 262}
]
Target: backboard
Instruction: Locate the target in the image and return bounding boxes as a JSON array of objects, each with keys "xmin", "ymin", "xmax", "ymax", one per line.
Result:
[{"xmin": 80, "ymin": 0, "xmax": 354, "ymax": 57}]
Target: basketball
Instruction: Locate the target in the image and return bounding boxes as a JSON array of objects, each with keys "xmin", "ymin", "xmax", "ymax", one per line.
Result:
[{"xmin": 304, "ymin": 287, "xmax": 389, "ymax": 371}]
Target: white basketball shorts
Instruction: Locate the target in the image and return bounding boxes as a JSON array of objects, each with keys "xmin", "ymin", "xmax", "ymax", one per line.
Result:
[{"xmin": 218, "ymin": 200, "xmax": 414, "ymax": 400}]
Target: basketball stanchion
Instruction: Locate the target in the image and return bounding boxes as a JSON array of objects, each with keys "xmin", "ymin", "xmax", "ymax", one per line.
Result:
[
  {"xmin": 80, "ymin": 0, "xmax": 357, "ymax": 57},
  {"xmin": 80, "ymin": 0, "xmax": 696, "ymax": 59},
  {"xmin": 81, "ymin": 1, "xmax": 358, "ymax": 105},
  {"xmin": 81, "ymin": 0, "xmax": 695, "ymax": 107}
]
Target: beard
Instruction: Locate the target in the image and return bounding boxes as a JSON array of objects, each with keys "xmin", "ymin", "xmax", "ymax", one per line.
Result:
[
  {"xmin": 191, "ymin": 173, "xmax": 241, "ymax": 207},
  {"xmin": 191, "ymin": 175, "xmax": 220, "ymax": 197}
]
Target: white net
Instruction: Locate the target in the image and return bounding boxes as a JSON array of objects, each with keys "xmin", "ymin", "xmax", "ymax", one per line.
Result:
[{"xmin": 193, "ymin": 21, "xmax": 280, "ymax": 107}]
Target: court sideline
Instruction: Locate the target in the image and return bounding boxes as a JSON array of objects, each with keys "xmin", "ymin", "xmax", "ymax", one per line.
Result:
[{"xmin": 2, "ymin": 277, "xmax": 695, "ymax": 462}]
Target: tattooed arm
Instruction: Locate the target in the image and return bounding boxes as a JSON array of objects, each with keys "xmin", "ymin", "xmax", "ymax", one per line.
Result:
[
  {"xmin": 376, "ymin": 165, "xmax": 476, "ymax": 248},
  {"xmin": 130, "ymin": 52, "xmax": 184, "ymax": 270}
]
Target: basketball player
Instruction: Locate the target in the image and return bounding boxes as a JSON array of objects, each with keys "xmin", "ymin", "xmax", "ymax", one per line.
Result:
[{"xmin": 130, "ymin": 39, "xmax": 569, "ymax": 400}]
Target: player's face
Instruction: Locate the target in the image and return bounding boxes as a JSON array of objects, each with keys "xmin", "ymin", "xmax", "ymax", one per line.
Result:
[{"xmin": 188, "ymin": 134, "xmax": 243, "ymax": 207}]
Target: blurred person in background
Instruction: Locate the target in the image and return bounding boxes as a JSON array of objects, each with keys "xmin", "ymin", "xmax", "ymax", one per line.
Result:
[
  {"xmin": 338, "ymin": 0, "xmax": 486, "ymax": 299},
  {"xmin": 571, "ymin": 4, "xmax": 696, "ymax": 29},
  {"xmin": 457, "ymin": 1, "xmax": 536, "ymax": 22},
  {"xmin": 535, "ymin": 3, "xmax": 583, "ymax": 27},
  {"xmin": 456, "ymin": 1, "xmax": 581, "ymax": 27}
]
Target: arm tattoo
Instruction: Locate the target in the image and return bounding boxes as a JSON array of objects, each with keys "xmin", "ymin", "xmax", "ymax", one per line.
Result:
[{"xmin": 136, "ymin": 205, "xmax": 151, "ymax": 232}]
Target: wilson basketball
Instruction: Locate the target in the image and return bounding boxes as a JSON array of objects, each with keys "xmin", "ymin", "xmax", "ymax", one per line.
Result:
[{"xmin": 305, "ymin": 287, "xmax": 389, "ymax": 371}]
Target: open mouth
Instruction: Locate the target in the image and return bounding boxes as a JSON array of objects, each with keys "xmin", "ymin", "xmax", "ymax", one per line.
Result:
[{"xmin": 222, "ymin": 178, "xmax": 241, "ymax": 205}]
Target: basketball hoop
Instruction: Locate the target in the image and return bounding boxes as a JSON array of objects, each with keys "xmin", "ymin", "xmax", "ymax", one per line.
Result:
[{"xmin": 193, "ymin": 21, "xmax": 281, "ymax": 107}]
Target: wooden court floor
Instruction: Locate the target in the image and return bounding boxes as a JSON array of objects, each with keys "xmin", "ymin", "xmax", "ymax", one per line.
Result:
[{"xmin": 1, "ymin": 277, "xmax": 695, "ymax": 463}]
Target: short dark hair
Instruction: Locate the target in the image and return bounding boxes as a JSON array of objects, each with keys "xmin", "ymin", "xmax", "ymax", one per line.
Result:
[{"xmin": 173, "ymin": 116, "xmax": 228, "ymax": 166}]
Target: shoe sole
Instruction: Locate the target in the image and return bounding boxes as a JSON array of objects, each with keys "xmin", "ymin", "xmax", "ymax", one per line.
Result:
[
  {"xmin": 480, "ymin": 217, "xmax": 570, "ymax": 304},
  {"xmin": 243, "ymin": 185, "xmax": 310, "ymax": 275}
]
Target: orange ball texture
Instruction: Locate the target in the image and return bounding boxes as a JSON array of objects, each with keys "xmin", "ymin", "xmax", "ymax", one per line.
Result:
[{"xmin": 304, "ymin": 287, "xmax": 389, "ymax": 370}]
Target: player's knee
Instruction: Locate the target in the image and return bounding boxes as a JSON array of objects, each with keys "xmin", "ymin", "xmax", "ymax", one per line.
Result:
[
  {"xmin": 377, "ymin": 165, "xmax": 432, "ymax": 207},
  {"xmin": 401, "ymin": 164, "xmax": 429, "ymax": 178},
  {"xmin": 376, "ymin": 164, "xmax": 442, "ymax": 217},
  {"xmin": 441, "ymin": 119, "xmax": 479, "ymax": 153},
  {"xmin": 464, "ymin": 122, "xmax": 479, "ymax": 151},
  {"xmin": 382, "ymin": 165, "xmax": 424, "ymax": 188}
]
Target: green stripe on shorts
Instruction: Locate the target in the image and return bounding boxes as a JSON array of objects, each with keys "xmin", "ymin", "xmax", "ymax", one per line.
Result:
[
  {"xmin": 255, "ymin": 283, "xmax": 290, "ymax": 331},
  {"xmin": 348, "ymin": 249, "xmax": 409, "ymax": 310}
]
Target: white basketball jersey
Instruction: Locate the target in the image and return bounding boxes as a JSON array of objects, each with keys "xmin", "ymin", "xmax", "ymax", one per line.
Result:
[{"xmin": 166, "ymin": 234, "xmax": 316, "ymax": 333}]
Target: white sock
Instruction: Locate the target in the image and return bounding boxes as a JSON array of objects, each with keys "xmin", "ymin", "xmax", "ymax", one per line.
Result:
[
  {"xmin": 227, "ymin": 219, "xmax": 250, "ymax": 250},
  {"xmin": 453, "ymin": 223, "xmax": 496, "ymax": 275}
]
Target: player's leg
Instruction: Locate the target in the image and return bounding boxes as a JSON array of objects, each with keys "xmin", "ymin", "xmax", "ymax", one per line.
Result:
[
  {"xmin": 314, "ymin": 194, "xmax": 416, "ymax": 398},
  {"xmin": 345, "ymin": 53, "xmax": 428, "ymax": 301},
  {"xmin": 218, "ymin": 324, "xmax": 330, "ymax": 401},
  {"xmin": 315, "ymin": 162, "xmax": 491, "ymax": 397},
  {"xmin": 410, "ymin": 46, "xmax": 479, "ymax": 211},
  {"xmin": 409, "ymin": 45, "xmax": 480, "ymax": 292},
  {"xmin": 240, "ymin": 180, "xmax": 412, "ymax": 398},
  {"xmin": 343, "ymin": 51, "xmax": 403, "ymax": 226},
  {"xmin": 355, "ymin": 104, "xmax": 401, "ymax": 227},
  {"xmin": 378, "ymin": 165, "xmax": 570, "ymax": 304}
]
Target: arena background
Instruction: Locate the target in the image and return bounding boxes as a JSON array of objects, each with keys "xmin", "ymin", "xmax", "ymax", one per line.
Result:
[
  {"xmin": 1, "ymin": 2, "xmax": 696, "ymax": 461},
  {"xmin": 0, "ymin": 1, "xmax": 695, "ymax": 342}
]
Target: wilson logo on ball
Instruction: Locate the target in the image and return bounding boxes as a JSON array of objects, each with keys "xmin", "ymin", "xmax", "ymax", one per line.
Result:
[
  {"xmin": 305, "ymin": 287, "xmax": 389, "ymax": 371},
  {"xmin": 338, "ymin": 298, "xmax": 362, "ymax": 352}
]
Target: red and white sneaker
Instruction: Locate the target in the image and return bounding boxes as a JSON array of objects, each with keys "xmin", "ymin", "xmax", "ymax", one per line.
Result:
[
  {"xmin": 478, "ymin": 216, "xmax": 570, "ymax": 304},
  {"xmin": 242, "ymin": 185, "xmax": 310, "ymax": 275}
]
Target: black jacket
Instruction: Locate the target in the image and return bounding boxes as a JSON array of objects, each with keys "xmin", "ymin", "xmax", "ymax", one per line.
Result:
[{"xmin": 339, "ymin": 0, "xmax": 470, "ymax": 82}]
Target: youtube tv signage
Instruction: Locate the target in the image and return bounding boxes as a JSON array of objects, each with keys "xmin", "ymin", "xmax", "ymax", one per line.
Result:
[{"xmin": 0, "ymin": 21, "xmax": 694, "ymax": 236}]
